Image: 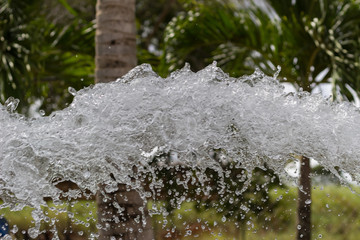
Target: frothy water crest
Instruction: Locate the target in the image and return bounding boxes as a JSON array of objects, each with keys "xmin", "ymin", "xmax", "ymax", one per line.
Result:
[{"xmin": 1, "ymin": 62, "xmax": 360, "ymax": 233}]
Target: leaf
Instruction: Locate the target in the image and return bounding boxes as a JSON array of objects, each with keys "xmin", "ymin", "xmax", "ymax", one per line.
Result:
[
  {"xmin": 57, "ymin": 0, "xmax": 78, "ymax": 17},
  {"xmin": 164, "ymin": 0, "xmax": 360, "ymax": 100}
]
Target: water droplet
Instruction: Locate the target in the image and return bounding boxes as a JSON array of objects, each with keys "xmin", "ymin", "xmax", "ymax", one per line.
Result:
[
  {"xmin": 318, "ymin": 234, "xmax": 322, "ymax": 238},
  {"xmin": 273, "ymin": 65, "xmax": 281, "ymax": 79},
  {"xmin": 5, "ymin": 97, "xmax": 19, "ymax": 113},
  {"xmin": 11, "ymin": 225, "xmax": 18, "ymax": 234},
  {"xmin": 305, "ymin": 199, "xmax": 312, "ymax": 204},
  {"xmin": 297, "ymin": 224, "xmax": 302, "ymax": 230},
  {"xmin": 68, "ymin": 86, "xmax": 77, "ymax": 96},
  {"xmin": 39, "ymin": 110, "xmax": 45, "ymax": 116},
  {"xmin": 28, "ymin": 227, "xmax": 39, "ymax": 238},
  {"xmin": 83, "ymin": 171, "xmax": 91, "ymax": 179}
]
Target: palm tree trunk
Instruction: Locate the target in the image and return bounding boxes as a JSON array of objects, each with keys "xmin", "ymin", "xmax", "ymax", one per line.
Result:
[
  {"xmin": 96, "ymin": 184, "xmax": 154, "ymax": 240},
  {"xmin": 95, "ymin": 0, "xmax": 137, "ymax": 83},
  {"xmin": 95, "ymin": 0, "xmax": 154, "ymax": 239},
  {"xmin": 297, "ymin": 156, "xmax": 311, "ymax": 240},
  {"xmin": 296, "ymin": 73, "xmax": 312, "ymax": 240}
]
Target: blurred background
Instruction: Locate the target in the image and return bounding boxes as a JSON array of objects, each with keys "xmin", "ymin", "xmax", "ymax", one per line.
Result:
[{"xmin": 1, "ymin": 0, "xmax": 360, "ymax": 239}]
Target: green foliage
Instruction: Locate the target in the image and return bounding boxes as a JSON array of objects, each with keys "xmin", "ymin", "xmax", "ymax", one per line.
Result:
[
  {"xmin": 136, "ymin": 0, "xmax": 184, "ymax": 76},
  {"xmin": 57, "ymin": 0, "xmax": 78, "ymax": 17},
  {"xmin": 0, "ymin": 200, "xmax": 97, "ymax": 239},
  {"xmin": 30, "ymin": 18, "xmax": 95, "ymax": 114},
  {"xmin": 0, "ymin": 0, "xmax": 95, "ymax": 113},
  {"xmin": 0, "ymin": 0, "xmax": 40, "ymax": 107},
  {"xmin": 1, "ymin": 0, "xmax": 185, "ymax": 112},
  {"xmin": 164, "ymin": 0, "xmax": 360, "ymax": 99}
]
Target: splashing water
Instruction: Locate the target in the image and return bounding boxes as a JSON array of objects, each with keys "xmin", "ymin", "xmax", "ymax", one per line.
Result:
[{"xmin": 1, "ymin": 62, "xmax": 360, "ymax": 235}]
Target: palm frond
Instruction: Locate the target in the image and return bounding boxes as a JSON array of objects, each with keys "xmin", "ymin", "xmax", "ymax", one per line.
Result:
[{"xmin": 164, "ymin": 0, "xmax": 360, "ymax": 100}]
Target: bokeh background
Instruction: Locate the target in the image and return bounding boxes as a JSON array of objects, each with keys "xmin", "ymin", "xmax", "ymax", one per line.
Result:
[{"xmin": 1, "ymin": 0, "xmax": 360, "ymax": 239}]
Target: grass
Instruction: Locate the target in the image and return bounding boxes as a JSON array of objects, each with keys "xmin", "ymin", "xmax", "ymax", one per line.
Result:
[
  {"xmin": 266, "ymin": 185, "xmax": 360, "ymax": 240},
  {"xmin": 152, "ymin": 185, "xmax": 360, "ymax": 239},
  {"xmin": 0, "ymin": 200, "xmax": 97, "ymax": 239},
  {"xmin": 1, "ymin": 185, "xmax": 360, "ymax": 239}
]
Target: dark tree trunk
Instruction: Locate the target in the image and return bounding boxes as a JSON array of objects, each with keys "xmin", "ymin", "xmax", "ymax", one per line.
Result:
[
  {"xmin": 96, "ymin": 184, "xmax": 154, "ymax": 240},
  {"xmin": 95, "ymin": 0, "xmax": 154, "ymax": 239},
  {"xmin": 297, "ymin": 156, "xmax": 311, "ymax": 240},
  {"xmin": 95, "ymin": 0, "xmax": 137, "ymax": 83}
]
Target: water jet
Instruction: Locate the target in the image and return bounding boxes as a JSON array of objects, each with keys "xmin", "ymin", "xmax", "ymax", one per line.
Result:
[{"xmin": 1, "ymin": 62, "xmax": 360, "ymax": 238}]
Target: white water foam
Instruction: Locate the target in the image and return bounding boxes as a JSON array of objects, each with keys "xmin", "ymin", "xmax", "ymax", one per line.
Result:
[{"xmin": 0, "ymin": 62, "xmax": 359, "ymax": 221}]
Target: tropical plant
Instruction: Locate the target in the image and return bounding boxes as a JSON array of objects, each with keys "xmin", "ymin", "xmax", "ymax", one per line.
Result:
[
  {"xmin": 0, "ymin": 0, "xmax": 40, "ymax": 109},
  {"xmin": 0, "ymin": 0, "xmax": 95, "ymax": 114},
  {"xmin": 136, "ymin": 0, "xmax": 184, "ymax": 76},
  {"xmin": 164, "ymin": 0, "xmax": 360, "ymax": 98}
]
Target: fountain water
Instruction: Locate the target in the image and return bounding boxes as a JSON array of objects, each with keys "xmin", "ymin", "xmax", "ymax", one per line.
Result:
[{"xmin": 1, "ymin": 62, "xmax": 360, "ymax": 238}]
